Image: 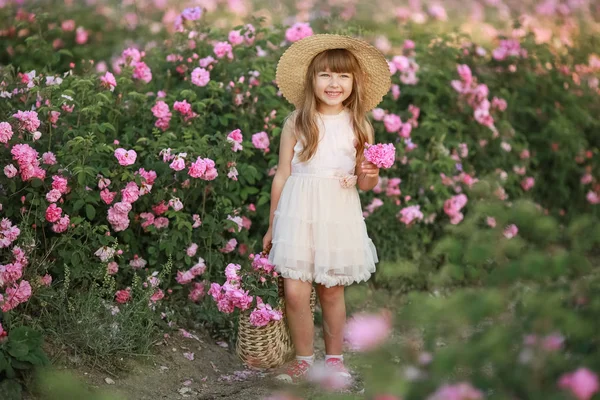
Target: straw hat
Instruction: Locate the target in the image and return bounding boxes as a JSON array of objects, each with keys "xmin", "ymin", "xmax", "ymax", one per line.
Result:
[{"xmin": 276, "ymin": 34, "xmax": 392, "ymax": 111}]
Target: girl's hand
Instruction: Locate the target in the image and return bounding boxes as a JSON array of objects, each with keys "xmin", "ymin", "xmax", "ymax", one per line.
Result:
[
  {"xmin": 262, "ymin": 227, "xmax": 273, "ymax": 253},
  {"xmin": 361, "ymin": 160, "xmax": 380, "ymax": 178}
]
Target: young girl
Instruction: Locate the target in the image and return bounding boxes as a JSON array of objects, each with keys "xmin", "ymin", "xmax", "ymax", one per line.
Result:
[{"xmin": 263, "ymin": 34, "xmax": 391, "ymax": 383}]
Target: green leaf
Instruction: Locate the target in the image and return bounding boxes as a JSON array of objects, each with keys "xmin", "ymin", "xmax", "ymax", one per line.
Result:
[
  {"xmin": 7, "ymin": 342, "xmax": 29, "ymax": 359},
  {"xmin": 180, "ymin": 89, "xmax": 197, "ymax": 101},
  {"xmin": 257, "ymin": 194, "xmax": 269, "ymax": 207},
  {"xmin": 77, "ymin": 171, "xmax": 87, "ymax": 186},
  {"xmin": 0, "ymin": 353, "xmax": 8, "ymax": 373},
  {"xmin": 85, "ymin": 204, "xmax": 96, "ymax": 220},
  {"xmin": 57, "ymin": 49, "xmax": 74, "ymax": 58},
  {"xmin": 71, "ymin": 251, "xmax": 81, "ymax": 266},
  {"xmin": 10, "ymin": 359, "xmax": 32, "ymax": 370},
  {"xmin": 72, "ymin": 199, "xmax": 85, "ymax": 212},
  {"xmin": 31, "ymin": 178, "xmax": 44, "ymax": 188},
  {"xmin": 9, "ymin": 326, "xmax": 43, "ymax": 348},
  {"xmin": 20, "ymin": 348, "xmax": 49, "ymax": 366},
  {"xmin": 96, "ymin": 93, "xmax": 112, "ymax": 104},
  {"xmin": 101, "ymin": 122, "xmax": 116, "ymax": 133},
  {"xmin": 0, "ymin": 379, "xmax": 22, "ymax": 400}
]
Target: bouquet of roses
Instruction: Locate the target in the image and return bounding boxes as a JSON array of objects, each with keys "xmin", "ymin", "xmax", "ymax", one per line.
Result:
[
  {"xmin": 364, "ymin": 142, "xmax": 396, "ymax": 169},
  {"xmin": 208, "ymin": 253, "xmax": 283, "ymax": 327}
]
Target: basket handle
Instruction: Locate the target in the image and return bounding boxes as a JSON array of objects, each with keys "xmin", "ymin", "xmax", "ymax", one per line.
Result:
[{"xmin": 262, "ymin": 242, "xmax": 272, "ymax": 257}]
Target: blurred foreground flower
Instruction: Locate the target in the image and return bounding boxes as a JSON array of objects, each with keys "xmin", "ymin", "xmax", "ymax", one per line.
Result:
[
  {"xmin": 306, "ymin": 360, "xmax": 352, "ymax": 391},
  {"xmin": 344, "ymin": 310, "xmax": 392, "ymax": 352},
  {"xmin": 558, "ymin": 368, "xmax": 599, "ymax": 400},
  {"xmin": 427, "ymin": 382, "xmax": 484, "ymax": 400}
]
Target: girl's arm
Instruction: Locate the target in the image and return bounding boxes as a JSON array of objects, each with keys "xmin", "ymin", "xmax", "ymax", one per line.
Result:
[
  {"xmin": 264, "ymin": 117, "xmax": 297, "ymax": 248},
  {"xmin": 356, "ymin": 123, "xmax": 380, "ymax": 191}
]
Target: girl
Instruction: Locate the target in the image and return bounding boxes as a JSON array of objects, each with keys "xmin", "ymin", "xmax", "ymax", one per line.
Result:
[{"xmin": 263, "ymin": 34, "xmax": 391, "ymax": 383}]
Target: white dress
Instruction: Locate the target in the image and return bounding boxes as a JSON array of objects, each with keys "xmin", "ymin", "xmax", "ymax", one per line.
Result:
[{"xmin": 268, "ymin": 109, "xmax": 378, "ymax": 288}]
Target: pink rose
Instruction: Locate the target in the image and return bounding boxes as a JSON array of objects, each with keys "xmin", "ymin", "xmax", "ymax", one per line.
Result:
[
  {"xmin": 191, "ymin": 67, "xmax": 210, "ymax": 87},
  {"xmin": 251, "ymin": 131, "xmax": 270, "ymax": 151},
  {"xmin": 45, "ymin": 189, "xmax": 62, "ymax": 203},
  {"xmin": 0, "ymin": 122, "xmax": 14, "ymax": 143},
  {"xmin": 169, "ymin": 154, "xmax": 187, "ymax": 171},
  {"xmin": 100, "ymin": 189, "xmax": 117, "ymax": 205},
  {"xmin": 383, "ymin": 114, "xmax": 402, "ymax": 133},
  {"xmin": 176, "ymin": 270, "xmax": 195, "ymax": 285},
  {"xmin": 228, "ymin": 29, "xmax": 244, "ymax": 46},
  {"xmin": 503, "ymin": 224, "xmax": 518, "ymax": 239},
  {"xmin": 364, "ymin": 143, "xmax": 396, "ymax": 169},
  {"xmin": 115, "ymin": 288, "xmax": 131, "ymax": 304},
  {"xmin": 40, "ymin": 274, "xmax": 52, "ymax": 286},
  {"xmin": 186, "ymin": 243, "xmax": 198, "ymax": 257},
  {"xmin": 107, "ymin": 261, "xmax": 119, "ymax": 275},
  {"xmin": 220, "ymin": 238, "xmax": 237, "ymax": 253},
  {"xmin": 213, "ymin": 41, "xmax": 233, "ymax": 59},
  {"xmin": 398, "ymin": 205, "xmax": 424, "ymax": 225},
  {"xmin": 154, "ymin": 217, "xmax": 169, "ymax": 229},
  {"xmin": 4, "ymin": 164, "xmax": 17, "ymax": 178},
  {"xmin": 521, "ymin": 177, "xmax": 535, "ymax": 191},
  {"xmin": 114, "ymin": 148, "xmax": 137, "ymax": 166},
  {"xmin": 427, "ymin": 382, "xmax": 484, "ymax": 400},
  {"xmin": 188, "ymin": 157, "xmax": 207, "ymax": 178},
  {"xmin": 121, "ymin": 182, "xmax": 140, "ymax": 203},
  {"xmin": 52, "ymin": 175, "xmax": 69, "ymax": 194},
  {"xmin": 285, "ymin": 22, "xmax": 313, "ymax": 42},
  {"xmin": 100, "ymin": 71, "xmax": 117, "ymax": 91},
  {"xmin": 45, "ymin": 204, "xmax": 62, "ymax": 223},
  {"xmin": 371, "ymin": 108, "xmax": 385, "ymax": 121}
]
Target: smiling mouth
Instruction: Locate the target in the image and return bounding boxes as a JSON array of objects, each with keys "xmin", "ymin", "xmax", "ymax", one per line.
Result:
[{"xmin": 325, "ymin": 91, "xmax": 342, "ymax": 97}]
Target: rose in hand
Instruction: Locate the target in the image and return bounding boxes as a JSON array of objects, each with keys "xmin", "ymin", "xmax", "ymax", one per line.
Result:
[{"xmin": 363, "ymin": 142, "xmax": 396, "ymax": 169}]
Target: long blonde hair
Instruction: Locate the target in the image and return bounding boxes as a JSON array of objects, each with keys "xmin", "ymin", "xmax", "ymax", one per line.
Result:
[{"xmin": 293, "ymin": 49, "xmax": 372, "ymax": 162}]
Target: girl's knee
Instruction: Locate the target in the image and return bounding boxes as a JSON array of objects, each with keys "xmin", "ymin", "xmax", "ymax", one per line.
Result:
[
  {"xmin": 317, "ymin": 285, "xmax": 344, "ymax": 305},
  {"xmin": 284, "ymin": 280, "xmax": 313, "ymax": 309}
]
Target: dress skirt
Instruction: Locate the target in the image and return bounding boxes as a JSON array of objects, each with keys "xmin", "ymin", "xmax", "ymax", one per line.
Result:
[{"xmin": 268, "ymin": 172, "xmax": 378, "ymax": 288}]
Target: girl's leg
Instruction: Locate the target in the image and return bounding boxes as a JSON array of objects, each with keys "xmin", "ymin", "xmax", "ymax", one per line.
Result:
[
  {"xmin": 316, "ymin": 284, "xmax": 346, "ymax": 355},
  {"xmin": 284, "ymin": 278, "xmax": 315, "ymax": 356}
]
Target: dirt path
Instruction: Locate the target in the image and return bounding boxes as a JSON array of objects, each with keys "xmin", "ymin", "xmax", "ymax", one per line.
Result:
[
  {"xmin": 42, "ymin": 325, "xmax": 364, "ymax": 400},
  {"xmin": 39, "ymin": 325, "xmax": 371, "ymax": 400},
  {"xmin": 45, "ymin": 328, "xmax": 284, "ymax": 400}
]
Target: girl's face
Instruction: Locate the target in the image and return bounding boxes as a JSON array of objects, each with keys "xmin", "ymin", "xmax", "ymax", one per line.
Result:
[{"xmin": 314, "ymin": 68, "xmax": 353, "ymax": 112}]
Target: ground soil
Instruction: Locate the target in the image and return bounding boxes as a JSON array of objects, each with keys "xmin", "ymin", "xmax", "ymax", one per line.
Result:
[{"xmin": 30, "ymin": 325, "xmax": 373, "ymax": 400}]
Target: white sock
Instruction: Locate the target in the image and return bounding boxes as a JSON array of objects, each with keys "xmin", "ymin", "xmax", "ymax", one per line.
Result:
[
  {"xmin": 296, "ymin": 354, "xmax": 315, "ymax": 365},
  {"xmin": 325, "ymin": 354, "xmax": 343, "ymax": 361}
]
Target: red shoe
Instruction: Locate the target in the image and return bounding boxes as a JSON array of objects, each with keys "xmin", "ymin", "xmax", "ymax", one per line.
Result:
[
  {"xmin": 275, "ymin": 359, "xmax": 312, "ymax": 384},
  {"xmin": 325, "ymin": 358, "xmax": 352, "ymax": 379},
  {"xmin": 309, "ymin": 358, "xmax": 351, "ymax": 390}
]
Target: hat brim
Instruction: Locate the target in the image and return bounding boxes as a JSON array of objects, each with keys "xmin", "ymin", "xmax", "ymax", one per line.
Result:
[{"xmin": 276, "ymin": 34, "xmax": 391, "ymax": 111}]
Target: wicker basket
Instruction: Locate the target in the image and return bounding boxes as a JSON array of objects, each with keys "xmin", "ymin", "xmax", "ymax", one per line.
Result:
[{"xmin": 236, "ymin": 260, "xmax": 316, "ymax": 369}]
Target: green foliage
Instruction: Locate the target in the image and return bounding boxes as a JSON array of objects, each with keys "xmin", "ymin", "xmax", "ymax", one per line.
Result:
[
  {"xmin": 39, "ymin": 285, "xmax": 160, "ymax": 369},
  {"xmin": 34, "ymin": 369, "xmax": 124, "ymax": 400},
  {"xmin": 346, "ymin": 194, "xmax": 600, "ymax": 399},
  {"xmin": 0, "ymin": 326, "xmax": 49, "ymax": 399}
]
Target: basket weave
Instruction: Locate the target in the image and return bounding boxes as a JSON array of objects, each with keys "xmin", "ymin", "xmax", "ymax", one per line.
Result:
[{"xmin": 236, "ymin": 248, "xmax": 316, "ymax": 369}]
